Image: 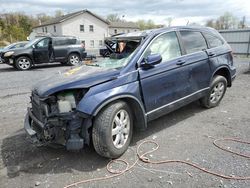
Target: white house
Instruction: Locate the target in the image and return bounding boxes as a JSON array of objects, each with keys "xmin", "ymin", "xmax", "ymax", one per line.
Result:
[
  {"xmin": 109, "ymin": 22, "xmax": 139, "ymax": 35},
  {"xmin": 32, "ymin": 10, "xmax": 139, "ymax": 54}
]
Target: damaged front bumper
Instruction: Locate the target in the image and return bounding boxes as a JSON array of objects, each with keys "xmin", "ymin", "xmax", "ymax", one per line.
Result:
[{"xmin": 24, "ymin": 107, "xmax": 92, "ymax": 150}]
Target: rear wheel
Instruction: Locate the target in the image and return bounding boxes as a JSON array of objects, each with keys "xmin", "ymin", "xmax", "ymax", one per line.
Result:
[
  {"xmin": 200, "ymin": 75, "xmax": 227, "ymax": 108},
  {"xmin": 15, "ymin": 56, "xmax": 32, "ymax": 70},
  {"xmin": 67, "ymin": 53, "xmax": 81, "ymax": 66},
  {"xmin": 92, "ymin": 101, "xmax": 133, "ymax": 158}
]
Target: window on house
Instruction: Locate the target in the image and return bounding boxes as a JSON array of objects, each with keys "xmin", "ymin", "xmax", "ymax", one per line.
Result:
[
  {"xmin": 45, "ymin": 27, "xmax": 48, "ymax": 33},
  {"xmin": 114, "ymin": 29, "xmax": 117, "ymax": 34},
  {"xmin": 80, "ymin": 25, "xmax": 84, "ymax": 32},
  {"xmin": 90, "ymin": 40, "xmax": 94, "ymax": 47},
  {"xmin": 134, "ymin": 30, "xmax": 137, "ymax": 32},
  {"xmin": 127, "ymin": 30, "xmax": 130, "ymax": 33},
  {"xmin": 89, "ymin": 25, "xmax": 94, "ymax": 32},
  {"xmin": 42, "ymin": 27, "xmax": 44, "ymax": 33},
  {"xmin": 99, "ymin": 40, "xmax": 103, "ymax": 47},
  {"xmin": 54, "ymin": 25, "xmax": 56, "ymax": 32}
]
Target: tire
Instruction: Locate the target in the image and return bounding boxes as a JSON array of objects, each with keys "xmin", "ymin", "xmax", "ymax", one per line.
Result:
[
  {"xmin": 15, "ymin": 56, "xmax": 32, "ymax": 70},
  {"xmin": 67, "ymin": 53, "xmax": 81, "ymax": 66},
  {"xmin": 92, "ymin": 101, "xmax": 133, "ymax": 158},
  {"xmin": 200, "ymin": 75, "xmax": 227, "ymax": 108}
]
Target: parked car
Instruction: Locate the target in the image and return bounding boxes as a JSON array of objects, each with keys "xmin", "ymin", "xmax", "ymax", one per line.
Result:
[
  {"xmin": 1, "ymin": 36, "xmax": 87, "ymax": 70},
  {"xmin": 0, "ymin": 41, "xmax": 28, "ymax": 63},
  {"xmin": 24, "ymin": 27, "xmax": 236, "ymax": 158}
]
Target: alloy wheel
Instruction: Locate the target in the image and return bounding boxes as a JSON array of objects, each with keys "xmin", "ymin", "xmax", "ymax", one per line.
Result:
[
  {"xmin": 18, "ymin": 58, "xmax": 31, "ymax": 70},
  {"xmin": 112, "ymin": 109, "xmax": 130, "ymax": 149},
  {"xmin": 210, "ymin": 82, "xmax": 225, "ymax": 104},
  {"xmin": 70, "ymin": 55, "xmax": 80, "ymax": 65}
]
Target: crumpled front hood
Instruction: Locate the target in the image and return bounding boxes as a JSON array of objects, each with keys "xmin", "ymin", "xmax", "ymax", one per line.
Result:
[{"xmin": 33, "ymin": 65, "xmax": 120, "ymax": 97}]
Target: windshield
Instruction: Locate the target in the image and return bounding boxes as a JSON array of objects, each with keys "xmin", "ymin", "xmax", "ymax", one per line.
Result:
[
  {"xmin": 87, "ymin": 51, "xmax": 136, "ymax": 69},
  {"xmin": 4, "ymin": 43, "xmax": 15, "ymax": 49},
  {"xmin": 86, "ymin": 39, "xmax": 140, "ymax": 69},
  {"xmin": 24, "ymin": 38, "xmax": 42, "ymax": 48}
]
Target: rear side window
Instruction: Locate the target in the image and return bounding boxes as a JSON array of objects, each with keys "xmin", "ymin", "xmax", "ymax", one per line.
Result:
[
  {"xmin": 180, "ymin": 31, "xmax": 207, "ymax": 54},
  {"xmin": 53, "ymin": 38, "xmax": 77, "ymax": 46},
  {"xmin": 203, "ymin": 33, "xmax": 224, "ymax": 48}
]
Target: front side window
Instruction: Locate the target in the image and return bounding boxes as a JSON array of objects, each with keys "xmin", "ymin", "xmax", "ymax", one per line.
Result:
[
  {"xmin": 203, "ymin": 33, "xmax": 224, "ymax": 48},
  {"xmin": 89, "ymin": 25, "xmax": 94, "ymax": 32},
  {"xmin": 143, "ymin": 32, "xmax": 181, "ymax": 62},
  {"xmin": 180, "ymin": 31, "xmax": 207, "ymax": 54},
  {"xmin": 36, "ymin": 38, "xmax": 50, "ymax": 48}
]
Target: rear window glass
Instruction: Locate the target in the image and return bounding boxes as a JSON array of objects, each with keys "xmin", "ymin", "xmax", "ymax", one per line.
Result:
[
  {"xmin": 203, "ymin": 33, "xmax": 224, "ymax": 48},
  {"xmin": 180, "ymin": 31, "xmax": 207, "ymax": 54}
]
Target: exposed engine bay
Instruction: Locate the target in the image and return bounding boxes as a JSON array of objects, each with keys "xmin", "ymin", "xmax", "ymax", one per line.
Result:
[{"xmin": 26, "ymin": 89, "xmax": 91, "ymax": 151}]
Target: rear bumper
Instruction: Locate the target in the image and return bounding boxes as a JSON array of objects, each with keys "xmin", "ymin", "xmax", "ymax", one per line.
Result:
[{"xmin": 230, "ymin": 66, "xmax": 236, "ymax": 83}]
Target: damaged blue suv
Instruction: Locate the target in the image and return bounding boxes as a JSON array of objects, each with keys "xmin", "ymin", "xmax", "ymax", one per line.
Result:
[{"xmin": 24, "ymin": 27, "xmax": 236, "ymax": 158}]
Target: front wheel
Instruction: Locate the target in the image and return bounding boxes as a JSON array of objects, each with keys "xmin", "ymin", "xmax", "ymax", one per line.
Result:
[
  {"xmin": 200, "ymin": 75, "xmax": 227, "ymax": 108},
  {"xmin": 92, "ymin": 101, "xmax": 133, "ymax": 158},
  {"xmin": 67, "ymin": 53, "xmax": 81, "ymax": 66},
  {"xmin": 15, "ymin": 56, "xmax": 32, "ymax": 70}
]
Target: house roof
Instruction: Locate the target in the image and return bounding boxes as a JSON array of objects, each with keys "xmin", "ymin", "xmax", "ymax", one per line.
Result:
[
  {"xmin": 109, "ymin": 22, "xmax": 139, "ymax": 29},
  {"xmin": 33, "ymin": 9, "xmax": 109, "ymax": 28}
]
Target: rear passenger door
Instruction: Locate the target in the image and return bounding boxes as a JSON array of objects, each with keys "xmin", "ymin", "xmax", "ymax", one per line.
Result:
[
  {"xmin": 202, "ymin": 32, "xmax": 229, "ymax": 71},
  {"xmin": 179, "ymin": 30, "xmax": 211, "ymax": 93},
  {"xmin": 53, "ymin": 39, "xmax": 69, "ymax": 61}
]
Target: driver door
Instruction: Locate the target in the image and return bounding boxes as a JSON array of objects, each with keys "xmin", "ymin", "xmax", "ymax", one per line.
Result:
[
  {"xmin": 138, "ymin": 31, "xmax": 192, "ymax": 120},
  {"xmin": 33, "ymin": 38, "xmax": 51, "ymax": 63}
]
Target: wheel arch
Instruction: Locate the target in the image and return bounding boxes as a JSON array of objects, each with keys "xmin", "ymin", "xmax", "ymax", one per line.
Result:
[
  {"xmin": 93, "ymin": 95, "xmax": 147, "ymax": 131},
  {"xmin": 14, "ymin": 54, "xmax": 33, "ymax": 64},
  {"xmin": 68, "ymin": 51, "xmax": 81, "ymax": 60},
  {"xmin": 212, "ymin": 66, "xmax": 232, "ymax": 87}
]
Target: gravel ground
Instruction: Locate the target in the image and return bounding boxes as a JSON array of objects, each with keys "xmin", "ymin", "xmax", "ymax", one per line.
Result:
[{"xmin": 0, "ymin": 59, "xmax": 249, "ymax": 188}]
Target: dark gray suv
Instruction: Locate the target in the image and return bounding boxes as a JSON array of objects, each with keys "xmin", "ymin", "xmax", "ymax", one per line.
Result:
[{"xmin": 1, "ymin": 36, "xmax": 87, "ymax": 70}]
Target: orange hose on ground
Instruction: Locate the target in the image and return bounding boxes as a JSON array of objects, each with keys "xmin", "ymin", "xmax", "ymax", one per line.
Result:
[{"xmin": 64, "ymin": 138, "xmax": 250, "ymax": 188}]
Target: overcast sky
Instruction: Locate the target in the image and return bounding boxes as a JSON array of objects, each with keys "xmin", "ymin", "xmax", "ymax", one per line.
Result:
[{"xmin": 0, "ymin": 0, "xmax": 249, "ymax": 25}]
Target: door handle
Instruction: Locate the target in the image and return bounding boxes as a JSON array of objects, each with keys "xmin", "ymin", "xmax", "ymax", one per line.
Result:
[
  {"xmin": 208, "ymin": 52, "xmax": 216, "ymax": 57},
  {"xmin": 176, "ymin": 60, "xmax": 186, "ymax": 66}
]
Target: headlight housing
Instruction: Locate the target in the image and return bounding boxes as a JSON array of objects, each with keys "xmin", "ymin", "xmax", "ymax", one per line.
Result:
[{"xmin": 4, "ymin": 51, "xmax": 14, "ymax": 57}]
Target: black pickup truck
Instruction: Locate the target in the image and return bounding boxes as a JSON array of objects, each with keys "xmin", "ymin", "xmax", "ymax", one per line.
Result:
[{"xmin": 1, "ymin": 36, "xmax": 87, "ymax": 70}]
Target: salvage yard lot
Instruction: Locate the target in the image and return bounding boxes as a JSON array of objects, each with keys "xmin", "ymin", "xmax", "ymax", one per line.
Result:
[{"xmin": 0, "ymin": 60, "xmax": 249, "ymax": 188}]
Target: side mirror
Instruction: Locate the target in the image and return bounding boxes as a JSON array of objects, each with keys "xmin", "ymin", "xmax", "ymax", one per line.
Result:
[
  {"xmin": 141, "ymin": 54, "xmax": 162, "ymax": 69},
  {"xmin": 32, "ymin": 45, "xmax": 35, "ymax": 49}
]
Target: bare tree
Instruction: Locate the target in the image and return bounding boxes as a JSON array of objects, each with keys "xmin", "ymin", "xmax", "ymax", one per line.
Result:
[
  {"xmin": 106, "ymin": 14, "xmax": 121, "ymax": 22},
  {"xmin": 205, "ymin": 12, "xmax": 239, "ymax": 30}
]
